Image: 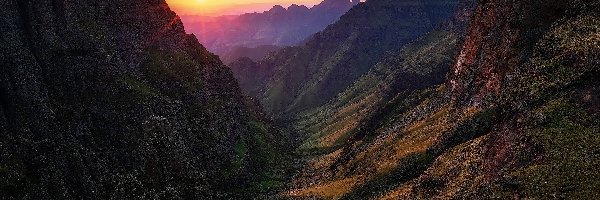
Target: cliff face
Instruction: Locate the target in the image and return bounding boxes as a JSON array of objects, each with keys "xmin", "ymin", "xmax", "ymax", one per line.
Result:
[
  {"xmin": 389, "ymin": 1, "xmax": 600, "ymax": 198},
  {"xmin": 419, "ymin": 1, "xmax": 600, "ymax": 198},
  {"xmin": 448, "ymin": 0, "xmax": 572, "ymax": 106},
  {"xmin": 0, "ymin": 0, "xmax": 283, "ymax": 198}
]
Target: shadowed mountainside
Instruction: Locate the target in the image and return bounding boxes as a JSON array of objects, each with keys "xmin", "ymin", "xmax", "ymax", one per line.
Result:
[
  {"xmin": 181, "ymin": 0, "xmax": 359, "ymax": 57},
  {"xmin": 235, "ymin": 0, "xmax": 461, "ymax": 118},
  {"xmin": 220, "ymin": 45, "xmax": 283, "ymax": 65},
  {"xmin": 0, "ymin": 0, "xmax": 291, "ymax": 198}
]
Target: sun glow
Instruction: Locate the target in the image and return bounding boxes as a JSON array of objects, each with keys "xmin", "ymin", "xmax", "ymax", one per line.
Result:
[{"xmin": 166, "ymin": 0, "xmax": 324, "ymax": 16}]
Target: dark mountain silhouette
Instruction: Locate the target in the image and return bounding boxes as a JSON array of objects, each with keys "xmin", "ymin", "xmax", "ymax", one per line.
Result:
[
  {"xmin": 0, "ymin": 0, "xmax": 290, "ymax": 198},
  {"xmin": 220, "ymin": 45, "xmax": 282, "ymax": 65},
  {"xmin": 181, "ymin": 0, "xmax": 359, "ymax": 56}
]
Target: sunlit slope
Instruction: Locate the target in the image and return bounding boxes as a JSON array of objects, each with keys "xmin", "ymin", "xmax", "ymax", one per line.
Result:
[{"xmin": 284, "ymin": 1, "xmax": 600, "ymax": 199}]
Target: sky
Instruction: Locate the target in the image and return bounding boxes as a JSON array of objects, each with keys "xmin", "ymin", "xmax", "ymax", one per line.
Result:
[{"xmin": 166, "ymin": 0, "xmax": 324, "ymax": 16}]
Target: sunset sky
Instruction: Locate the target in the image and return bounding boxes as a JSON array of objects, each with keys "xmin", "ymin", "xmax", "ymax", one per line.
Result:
[{"xmin": 166, "ymin": 0, "xmax": 325, "ymax": 16}]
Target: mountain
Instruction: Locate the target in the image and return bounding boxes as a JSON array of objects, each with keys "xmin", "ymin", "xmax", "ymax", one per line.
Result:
[
  {"xmin": 229, "ymin": 57, "xmax": 276, "ymax": 97},
  {"xmin": 181, "ymin": 0, "xmax": 359, "ymax": 55},
  {"xmin": 275, "ymin": 0, "xmax": 600, "ymax": 199},
  {"xmin": 2, "ymin": 0, "xmax": 599, "ymax": 199},
  {"xmin": 238, "ymin": 0, "xmax": 462, "ymax": 117},
  {"xmin": 220, "ymin": 45, "xmax": 282, "ymax": 65},
  {"xmin": 0, "ymin": 0, "xmax": 289, "ymax": 198}
]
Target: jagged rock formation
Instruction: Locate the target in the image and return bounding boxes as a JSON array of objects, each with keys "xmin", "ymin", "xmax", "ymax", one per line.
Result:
[
  {"xmin": 181, "ymin": 0, "xmax": 359, "ymax": 56},
  {"xmin": 0, "ymin": 0, "xmax": 287, "ymax": 198}
]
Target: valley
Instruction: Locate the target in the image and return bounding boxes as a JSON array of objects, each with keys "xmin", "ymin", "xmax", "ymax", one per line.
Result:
[{"xmin": 1, "ymin": 0, "xmax": 599, "ymax": 199}]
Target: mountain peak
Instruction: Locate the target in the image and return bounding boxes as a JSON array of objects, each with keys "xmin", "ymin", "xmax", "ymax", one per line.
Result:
[
  {"xmin": 288, "ymin": 4, "xmax": 310, "ymax": 11},
  {"xmin": 313, "ymin": 0, "xmax": 355, "ymax": 10},
  {"xmin": 268, "ymin": 5, "xmax": 287, "ymax": 14}
]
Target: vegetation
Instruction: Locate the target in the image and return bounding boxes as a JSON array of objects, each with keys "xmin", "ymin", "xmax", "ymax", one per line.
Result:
[
  {"xmin": 2, "ymin": 0, "xmax": 599, "ymax": 199},
  {"xmin": 275, "ymin": 1, "xmax": 600, "ymax": 199},
  {"xmin": 513, "ymin": 99, "xmax": 600, "ymax": 199},
  {"xmin": 242, "ymin": 0, "xmax": 461, "ymax": 116}
]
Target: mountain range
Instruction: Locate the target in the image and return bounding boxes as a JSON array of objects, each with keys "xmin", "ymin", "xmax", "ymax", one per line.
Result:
[
  {"xmin": 180, "ymin": 0, "xmax": 360, "ymax": 61},
  {"xmin": 1, "ymin": 0, "xmax": 599, "ymax": 199},
  {"xmin": 232, "ymin": 0, "xmax": 600, "ymax": 198},
  {"xmin": 230, "ymin": 0, "xmax": 462, "ymax": 116}
]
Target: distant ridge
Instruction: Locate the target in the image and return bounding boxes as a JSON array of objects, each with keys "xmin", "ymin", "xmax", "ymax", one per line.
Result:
[{"xmin": 181, "ymin": 0, "xmax": 359, "ymax": 57}]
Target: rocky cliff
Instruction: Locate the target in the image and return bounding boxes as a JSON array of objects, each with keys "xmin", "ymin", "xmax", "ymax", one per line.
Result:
[{"xmin": 0, "ymin": 0, "xmax": 286, "ymax": 198}]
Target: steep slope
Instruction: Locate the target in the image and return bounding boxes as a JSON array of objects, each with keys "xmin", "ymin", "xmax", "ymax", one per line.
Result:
[
  {"xmin": 281, "ymin": 1, "xmax": 475, "ymax": 198},
  {"xmin": 229, "ymin": 57, "xmax": 277, "ymax": 97},
  {"xmin": 181, "ymin": 0, "xmax": 358, "ymax": 55},
  {"xmin": 282, "ymin": 0, "xmax": 600, "ymax": 199},
  {"xmin": 397, "ymin": 1, "xmax": 600, "ymax": 198},
  {"xmin": 0, "ymin": 0, "xmax": 288, "ymax": 198},
  {"xmin": 296, "ymin": 29, "xmax": 461, "ymax": 154},
  {"xmin": 220, "ymin": 45, "xmax": 282, "ymax": 65},
  {"xmin": 247, "ymin": 0, "xmax": 461, "ymax": 117}
]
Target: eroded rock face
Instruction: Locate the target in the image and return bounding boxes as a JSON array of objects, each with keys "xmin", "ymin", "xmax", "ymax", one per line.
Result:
[
  {"xmin": 448, "ymin": 0, "xmax": 570, "ymax": 107},
  {"xmin": 0, "ymin": 0, "xmax": 264, "ymax": 198}
]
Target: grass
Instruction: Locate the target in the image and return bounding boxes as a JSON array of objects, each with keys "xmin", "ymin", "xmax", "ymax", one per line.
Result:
[
  {"xmin": 287, "ymin": 177, "xmax": 361, "ymax": 200},
  {"xmin": 232, "ymin": 140, "xmax": 249, "ymax": 172},
  {"xmin": 511, "ymin": 99, "xmax": 600, "ymax": 199},
  {"xmin": 341, "ymin": 152, "xmax": 436, "ymax": 200}
]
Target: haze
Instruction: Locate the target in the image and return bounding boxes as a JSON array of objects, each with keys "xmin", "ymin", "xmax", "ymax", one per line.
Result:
[{"xmin": 166, "ymin": 0, "xmax": 324, "ymax": 16}]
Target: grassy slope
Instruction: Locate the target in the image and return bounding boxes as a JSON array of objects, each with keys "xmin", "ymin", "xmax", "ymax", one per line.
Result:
[
  {"xmin": 283, "ymin": 28, "xmax": 460, "ymax": 199},
  {"xmin": 285, "ymin": 2, "xmax": 600, "ymax": 200}
]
